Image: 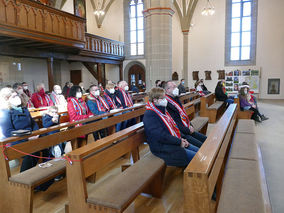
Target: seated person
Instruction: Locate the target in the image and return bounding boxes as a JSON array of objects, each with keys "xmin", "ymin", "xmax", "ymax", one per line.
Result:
[
  {"xmin": 22, "ymin": 82, "xmax": 32, "ymax": 98},
  {"xmin": 31, "ymin": 83, "xmax": 53, "ymax": 108},
  {"xmin": 239, "ymin": 85, "xmax": 268, "ymax": 122},
  {"xmin": 13, "ymin": 83, "xmax": 34, "ymax": 108},
  {"xmin": 164, "ymin": 81, "xmax": 207, "ymax": 148},
  {"xmin": 178, "ymin": 79, "xmax": 186, "ymax": 94},
  {"xmin": 103, "ymin": 83, "xmax": 122, "ymax": 110},
  {"xmin": 0, "ymin": 88, "xmax": 52, "ymax": 190},
  {"xmin": 87, "ymin": 85, "xmax": 109, "ymax": 140},
  {"xmin": 215, "ymin": 80, "xmax": 234, "ymax": 105},
  {"xmin": 130, "ymin": 82, "xmax": 139, "ymax": 93},
  {"xmin": 50, "ymin": 85, "xmax": 67, "ymax": 111},
  {"xmin": 143, "ymin": 87, "xmax": 199, "ymax": 167},
  {"xmin": 155, "ymin": 80, "xmax": 161, "ymax": 87}
]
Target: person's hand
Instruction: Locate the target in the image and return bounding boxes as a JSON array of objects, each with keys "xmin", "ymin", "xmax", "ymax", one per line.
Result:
[
  {"xmin": 189, "ymin": 126, "xmax": 195, "ymax": 134},
  {"xmin": 181, "ymin": 138, "xmax": 190, "ymax": 148},
  {"xmin": 29, "ymin": 135, "xmax": 39, "ymax": 140},
  {"xmin": 252, "ymin": 104, "xmax": 256, "ymax": 108},
  {"xmin": 89, "ymin": 115, "xmax": 94, "ymax": 118},
  {"xmin": 52, "ymin": 117, "xmax": 58, "ymax": 123}
]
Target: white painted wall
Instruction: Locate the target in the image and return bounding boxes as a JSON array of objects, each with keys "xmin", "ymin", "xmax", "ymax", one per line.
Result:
[
  {"xmin": 61, "ymin": 0, "xmax": 74, "ymax": 14},
  {"xmin": 187, "ymin": 0, "xmax": 284, "ymax": 99},
  {"xmin": 105, "ymin": 64, "xmax": 120, "ymax": 83}
]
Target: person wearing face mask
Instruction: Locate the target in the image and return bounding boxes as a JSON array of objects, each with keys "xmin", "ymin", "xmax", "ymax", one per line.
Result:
[
  {"xmin": 239, "ymin": 85, "xmax": 268, "ymax": 122},
  {"xmin": 178, "ymin": 79, "xmax": 187, "ymax": 94},
  {"xmin": 13, "ymin": 83, "xmax": 34, "ymax": 108},
  {"xmin": 103, "ymin": 83, "xmax": 122, "ymax": 110},
  {"xmin": 67, "ymin": 85, "xmax": 92, "ymax": 123},
  {"xmin": 50, "ymin": 85, "xmax": 67, "ymax": 109},
  {"xmin": 31, "ymin": 83, "xmax": 53, "ymax": 108},
  {"xmin": 116, "ymin": 81, "xmax": 133, "ymax": 109},
  {"xmin": 164, "ymin": 81, "xmax": 207, "ymax": 148},
  {"xmin": 22, "ymin": 82, "xmax": 32, "ymax": 98},
  {"xmin": 143, "ymin": 87, "xmax": 199, "ymax": 167}
]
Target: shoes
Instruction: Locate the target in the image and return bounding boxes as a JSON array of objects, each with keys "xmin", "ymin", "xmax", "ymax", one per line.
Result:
[
  {"xmin": 261, "ymin": 114, "xmax": 269, "ymax": 121},
  {"xmin": 54, "ymin": 175, "xmax": 64, "ymax": 182},
  {"xmin": 255, "ymin": 116, "xmax": 262, "ymax": 123}
]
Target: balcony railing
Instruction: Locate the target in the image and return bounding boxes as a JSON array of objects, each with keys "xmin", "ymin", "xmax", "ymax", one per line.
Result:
[
  {"xmin": 0, "ymin": 0, "xmax": 86, "ymax": 49},
  {"xmin": 83, "ymin": 33, "xmax": 124, "ymax": 57}
]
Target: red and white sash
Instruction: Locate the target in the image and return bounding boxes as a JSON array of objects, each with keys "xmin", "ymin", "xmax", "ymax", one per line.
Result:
[
  {"xmin": 90, "ymin": 94, "xmax": 109, "ymax": 111},
  {"xmin": 37, "ymin": 93, "xmax": 52, "ymax": 106},
  {"xmin": 71, "ymin": 98, "xmax": 88, "ymax": 115},
  {"xmin": 120, "ymin": 88, "xmax": 133, "ymax": 107},
  {"xmin": 51, "ymin": 91, "xmax": 60, "ymax": 105},
  {"xmin": 166, "ymin": 95, "xmax": 190, "ymax": 128},
  {"xmin": 104, "ymin": 92, "xmax": 117, "ymax": 109},
  {"xmin": 146, "ymin": 102, "xmax": 181, "ymax": 138}
]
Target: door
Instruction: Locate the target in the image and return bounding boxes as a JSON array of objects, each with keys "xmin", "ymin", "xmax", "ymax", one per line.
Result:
[
  {"xmin": 70, "ymin": 70, "xmax": 82, "ymax": 85},
  {"xmin": 128, "ymin": 64, "xmax": 145, "ymax": 89}
]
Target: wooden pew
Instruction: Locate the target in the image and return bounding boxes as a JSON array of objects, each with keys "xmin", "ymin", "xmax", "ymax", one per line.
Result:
[
  {"xmin": 183, "ymin": 102, "xmax": 209, "ymax": 135},
  {"xmin": 184, "ymin": 104, "xmax": 237, "ymax": 213},
  {"xmin": 132, "ymin": 92, "xmax": 147, "ymax": 103},
  {"xmin": 234, "ymin": 96, "xmax": 253, "ymax": 119},
  {"xmin": 0, "ymin": 105, "xmax": 146, "ymax": 213},
  {"xmin": 217, "ymin": 119, "xmax": 272, "ymax": 213},
  {"xmin": 200, "ymin": 93, "xmax": 226, "ymax": 123},
  {"xmin": 179, "ymin": 92, "xmax": 199, "ymax": 104},
  {"xmin": 66, "ymin": 123, "xmax": 166, "ymax": 213}
]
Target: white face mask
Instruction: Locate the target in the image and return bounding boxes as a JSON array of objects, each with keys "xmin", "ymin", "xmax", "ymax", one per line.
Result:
[
  {"xmin": 109, "ymin": 88, "xmax": 115, "ymax": 94},
  {"xmin": 76, "ymin": 92, "xmax": 82, "ymax": 98},
  {"xmin": 17, "ymin": 89, "xmax": 24, "ymax": 94},
  {"xmin": 157, "ymin": 98, "xmax": 168, "ymax": 107},
  {"xmin": 172, "ymin": 88, "xmax": 179, "ymax": 97},
  {"xmin": 23, "ymin": 86, "xmax": 28, "ymax": 90},
  {"xmin": 94, "ymin": 90, "xmax": 100, "ymax": 96},
  {"xmin": 124, "ymin": 86, "xmax": 129, "ymax": 91},
  {"xmin": 55, "ymin": 89, "xmax": 62, "ymax": 95},
  {"xmin": 9, "ymin": 96, "xmax": 22, "ymax": 107},
  {"xmin": 244, "ymin": 89, "xmax": 248, "ymax": 94}
]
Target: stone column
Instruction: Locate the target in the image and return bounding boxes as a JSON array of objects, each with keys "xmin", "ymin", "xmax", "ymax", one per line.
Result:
[
  {"xmin": 183, "ymin": 30, "xmax": 189, "ymax": 87},
  {"xmin": 144, "ymin": 0, "xmax": 174, "ymax": 89}
]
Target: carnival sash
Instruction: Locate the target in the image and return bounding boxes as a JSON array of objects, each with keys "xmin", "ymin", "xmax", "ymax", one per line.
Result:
[
  {"xmin": 104, "ymin": 92, "xmax": 117, "ymax": 109},
  {"xmin": 37, "ymin": 93, "xmax": 52, "ymax": 106},
  {"xmin": 120, "ymin": 89, "xmax": 133, "ymax": 107},
  {"xmin": 51, "ymin": 92, "xmax": 60, "ymax": 105},
  {"xmin": 146, "ymin": 102, "xmax": 181, "ymax": 138},
  {"xmin": 71, "ymin": 98, "xmax": 87, "ymax": 115},
  {"xmin": 90, "ymin": 94, "xmax": 109, "ymax": 112}
]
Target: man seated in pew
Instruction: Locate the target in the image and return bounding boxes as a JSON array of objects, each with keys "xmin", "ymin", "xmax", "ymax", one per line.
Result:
[
  {"xmin": 86, "ymin": 85, "xmax": 109, "ymax": 140},
  {"xmin": 50, "ymin": 85, "xmax": 67, "ymax": 111},
  {"xmin": 164, "ymin": 81, "xmax": 207, "ymax": 148},
  {"xmin": 143, "ymin": 87, "xmax": 199, "ymax": 167},
  {"xmin": 215, "ymin": 81, "xmax": 234, "ymax": 106},
  {"xmin": 103, "ymin": 83, "xmax": 122, "ymax": 110},
  {"xmin": 31, "ymin": 83, "xmax": 53, "ymax": 108},
  {"xmin": 178, "ymin": 79, "xmax": 186, "ymax": 94},
  {"xmin": 239, "ymin": 85, "xmax": 268, "ymax": 123},
  {"xmin": 13, "ymin": 82, "xmax": 34, "ymax": 108},
  {"xmin": 22, "ymin": 81, "xmax": 32, "ymax": 98},
  {"xmin": 0, "ymin": 88, "xmax": 53, "ymax": 190}
]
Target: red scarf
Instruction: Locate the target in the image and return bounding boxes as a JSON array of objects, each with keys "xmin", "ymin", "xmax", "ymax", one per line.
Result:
[
  {"xmin": 90, "ymin": 94, "xmax": 109, "ymax": 111},
  {"xmin": 120, "ymin": 88, "xmax": 133, "ymax": 107},
  {"xmin": 146, "ymin": 102, "xmax": 181, "ymax": 138},
  {"xmin": 70, "ymin": 98, "xmax": 88, "ymax": 115},
  {"xmin": 51, "ymin": 91, "xmax": 60, "ymax": 105},
  {"xmin": 166, "ymin": 95, "xmax": 190, "ymax": 128},
  {"xmin": 36, "ymin": 93, "xmax": 52, "ymax": 106},
  {"xmin": 104, "ymin": 92, "xmax": 117, "ymax": 109}
]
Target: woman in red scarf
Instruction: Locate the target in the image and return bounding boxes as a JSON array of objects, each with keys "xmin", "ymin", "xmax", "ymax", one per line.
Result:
[
  {"xmin": 143, "ymin": 87, "xmax": 198, "ymax": 167},
  {"xmin": 31, "ymin": 83, "xmax": 53, "ymax": 108}
]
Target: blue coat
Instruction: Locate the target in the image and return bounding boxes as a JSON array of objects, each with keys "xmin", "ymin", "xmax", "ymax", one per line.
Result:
[
  {"xmin": 143, "ymin": 105, "xmax": 189, "ymax": 167},
  {"xmin": 42, "ymin": 114, "xmax": 60, "ymax": 136},
  {"xmin": 166, "ymin": 95, "xmax": 191, "ymax": 135},
  {"xmin": 0, "ymin": 108, "xmax": 39, "ymax": 145},
  {"xmin": 87, "ymin": 97, "xmax": 108, "ymax": 116}
]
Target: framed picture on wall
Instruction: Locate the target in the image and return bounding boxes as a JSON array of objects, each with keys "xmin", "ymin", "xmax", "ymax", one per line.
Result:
[
  {"xmin": 268, "ymin": 79, "xmax": 280, "ymax": 94},
  {"xmin": 74, "ymin": 0, "xmax": 86, "ymax": 18}
]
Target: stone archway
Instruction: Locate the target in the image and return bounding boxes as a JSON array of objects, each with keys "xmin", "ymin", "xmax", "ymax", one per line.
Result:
[{"xmin": 124, "ymin": 61, "xmax": 146, "ymax": 89}]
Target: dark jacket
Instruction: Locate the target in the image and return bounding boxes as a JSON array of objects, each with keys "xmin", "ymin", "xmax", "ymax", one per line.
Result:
[
  {"xmin": 115, "ymin": 89, "xmax": 132, "ymax": 109},
  {"xmin": 215, "ymin": 86, "xmax": 228, "ymax": 101},
  {"xmin": 166, "ymin": 95, "xmax": 191, "ymax": 135},
  {"xmin": 103, "ymin": 90, "xmax": 122, "ymax": 109},
  {"xmin": 143, "ymin": 105, "xmax": 189, "ymax": 167},
  {"xmin": 42, "ymin": 114, "xmax": 60, "ymax": 136},
  {"xmin": 178, "ymin": 83, "xmax": 186, "ymax": 94},
  {"xmin": 1, "ymin": 108, "xmax": 39, "ymax": 145}
]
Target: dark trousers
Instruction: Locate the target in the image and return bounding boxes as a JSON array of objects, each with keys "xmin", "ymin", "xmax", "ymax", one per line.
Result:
[
  {"xmin": 182, "ymin": 131, "xmax": 207, "ymax": 148},
  {"xmin": 249, "ymin": 107, "xmax": 261, "ymax": 121}
]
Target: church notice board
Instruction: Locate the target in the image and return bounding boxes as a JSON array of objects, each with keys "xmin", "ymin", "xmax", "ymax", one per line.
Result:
[{"xmin": 225, "ymin": 68, "xmax": 260, "ymax": 94}]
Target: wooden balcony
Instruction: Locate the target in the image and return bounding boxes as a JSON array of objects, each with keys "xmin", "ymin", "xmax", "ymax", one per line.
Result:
[
  {"xmin": 80, "ymin": 33, "xmax": 124, "ymax": 61},
  {"xmin": 0, "ymin": 0, "xmax": 86, "ymax": 51}
]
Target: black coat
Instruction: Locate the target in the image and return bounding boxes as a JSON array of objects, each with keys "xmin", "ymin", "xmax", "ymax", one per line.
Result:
[
  {"xmin": 143, "ymin": 105, "xmax": 189, "ymax": 167},
  {"xmin": 166, "ymin": 95, "xmax": 191, "ymax": 135},
  {"xmin": 215, "ymin": 86, "xmax": 228, "ymax": 101}
]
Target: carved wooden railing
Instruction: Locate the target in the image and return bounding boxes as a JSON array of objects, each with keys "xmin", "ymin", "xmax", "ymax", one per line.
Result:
[
  {"xmin": 83, "ymin": 33, "xmax": 124, "ymax": 58},
  {"xmin": 0, "ymin": 0, "xmax": 86, "ymax": 48}
]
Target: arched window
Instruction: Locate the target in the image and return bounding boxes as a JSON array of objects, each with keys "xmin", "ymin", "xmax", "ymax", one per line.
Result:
[
  {"xmin": 225, "ymin": 0, "xmax": 258, "ymax": 66},
  {"xmin": 129, "ymin": 0, "xmax": 144, "ymax": 56}
]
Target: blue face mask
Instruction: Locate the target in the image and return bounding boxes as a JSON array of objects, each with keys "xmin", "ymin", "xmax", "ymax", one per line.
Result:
[{"xmin": 182, "ymin": 81, "xmax": 185, "ymax": 85}]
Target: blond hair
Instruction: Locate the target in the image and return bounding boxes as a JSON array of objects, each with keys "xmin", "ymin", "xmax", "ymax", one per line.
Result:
[
  {"xmin": 105, "ymin": 83, "xmax": 115, "ymax": 90},
  {"xmin": 0, "ymin": 87, "xmax": 15, "ymax": 109},
  {"xmin": 148, "ymin": 87, "xmax": 165, "ymax": 102}
]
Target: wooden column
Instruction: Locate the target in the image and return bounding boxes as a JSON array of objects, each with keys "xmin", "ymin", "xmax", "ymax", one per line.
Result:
[
  {"xmin": 119, "ymin": 63, "xmax": 123, "ymax": 80},
  {"xmin": 47, "ymin": 57, "xmax": 54, "ymax": 92},
  {"xmin": 97, "ymin": 63, "xmax": 102, "ymax": 84}
]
